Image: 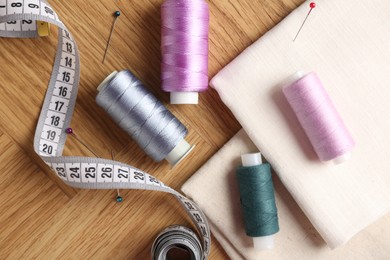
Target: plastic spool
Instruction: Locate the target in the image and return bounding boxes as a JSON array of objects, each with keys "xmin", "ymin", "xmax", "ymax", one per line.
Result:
[
  {"xmin": 97, "ymin": 71, "xmax": 194, "ymax": 166},
  {"xmin": 283, "ymin": 71, "xmax": 353, "ymax": 165},
  {"xmin": 165, "ymin": 139, "xmax": 195, "ymax": 166},
  {"xmin": 170, "ymin": 92, "xmax": 199, "ymax": 105},
  {"xmin": 161, "ymin": 0, "xmax": 209, "ymax": 105},
  {"xmin": 241, "ymin": 153, "xmax": 275, "ymax": 250}
]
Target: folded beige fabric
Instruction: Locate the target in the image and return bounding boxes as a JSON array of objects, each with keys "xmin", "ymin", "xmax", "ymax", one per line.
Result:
[
  {"xmin": 182, "ymin": 130, "xmax": 390, "ymax": 260},
  {"xmin": 183, "ymin": 0, "xmax": 390, "ymax": 253}
]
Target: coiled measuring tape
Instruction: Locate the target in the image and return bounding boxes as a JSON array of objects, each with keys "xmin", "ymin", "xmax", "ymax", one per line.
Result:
[{"xmin": 0, "ymin": 1, "xmax": 210, "ymax": 259}]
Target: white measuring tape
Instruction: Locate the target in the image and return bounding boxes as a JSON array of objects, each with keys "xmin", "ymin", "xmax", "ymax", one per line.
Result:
[{"xmin": 0, "ymin": 1, "xmax": 210, "ymax": 259}]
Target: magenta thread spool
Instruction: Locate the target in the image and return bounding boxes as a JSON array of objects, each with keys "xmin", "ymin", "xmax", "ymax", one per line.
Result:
[
  {"xmin": 161, "ymin": 0, "xmax": 209, "ymax": 105},
  {"xmin": 282, "ymin": 72, "xmax": 355, "ymax": 164}
]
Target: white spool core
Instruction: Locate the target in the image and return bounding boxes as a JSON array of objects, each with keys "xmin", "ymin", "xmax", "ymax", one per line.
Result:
[
  {"xmin": 332, "ymin": 152, "xmax": 351, "ymax": 165},
  {"xmin": 170, "ymin": 92, "xmax": 198, "ymax": 105},
  {"xmin": 97, "ymin": 71, "xmax": 118, "ymax": 92},
  {"xmin": 253, "ymin": 235, "xmax": 274, "ymax": 250},
  {"xmin": 241, "ymin": 153, "xmax": 275, "ymax": 251},
  {"xmin": 241, "ymin": 153, "xmax": 262, "ymax": 166},
  {"xmin": 165, "ymin": 139, "xmax": 195, "ymax": 167},
  {"xmin": 281, "ymin": 71, "xmax": 305, "ymax": 88}
]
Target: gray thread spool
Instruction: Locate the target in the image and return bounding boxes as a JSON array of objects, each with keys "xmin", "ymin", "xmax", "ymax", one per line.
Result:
[{"xmin": 96, "ymin": 70, "xmax": 194, "ymax": 165}]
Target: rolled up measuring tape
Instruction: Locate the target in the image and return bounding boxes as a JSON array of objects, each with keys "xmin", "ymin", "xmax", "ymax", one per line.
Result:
[
  {"xmin": 152, "ymin": 225, "xmax": 203, "ymax": 260},
  {"xmin": 0, "ymin": 1, "xmax": 210, "ymax": 259}
]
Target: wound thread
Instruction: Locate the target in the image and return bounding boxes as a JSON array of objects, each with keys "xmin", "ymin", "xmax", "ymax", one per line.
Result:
[
  {"xmin": 161, "ymin": 0, "xmax": 209, "ymax": 104},
  {"xmin": 236, "ymin": 164, "xmax": 279, "ymax": 238},
  {"xmin": 96, "ymin": 70, "xmax": 190, "ymax": 163},
  {"xmin": 283, "ymin": 72, "xmax": 355, "ymax": 163}
]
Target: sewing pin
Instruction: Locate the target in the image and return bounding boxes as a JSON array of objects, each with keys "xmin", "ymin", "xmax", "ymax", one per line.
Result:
[
  {"xmin": 293, "ymin": 2, "xmax": 316, "ymax": 42},
  {"xmin": 102, "ymin": 10, "xmax": 121, "ymax": 64},
  {"xmin": 66, "ymin": 129, "xmax": 124, "ymax": 202},
  {"xmin": 116, "ymin": 189, "xmax": 123, "ymax": 203},
  {"xmin": 111, "ymin": 150, "xmax": 123, "ymax": 203},
  {"xmin": 65, "ymin": 128, "xmax": 100, "ymax": 157}
]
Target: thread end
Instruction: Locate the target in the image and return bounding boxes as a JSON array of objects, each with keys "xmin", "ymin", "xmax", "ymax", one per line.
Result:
[{"xmin": 170, "ymin": 92, "xmax": 199, "ymax": 105}]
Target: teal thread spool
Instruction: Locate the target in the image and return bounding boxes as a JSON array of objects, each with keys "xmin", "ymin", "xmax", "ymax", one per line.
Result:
[{"xmin": 236, "ymin": 153, "xmax": 279, "ymax": 250}]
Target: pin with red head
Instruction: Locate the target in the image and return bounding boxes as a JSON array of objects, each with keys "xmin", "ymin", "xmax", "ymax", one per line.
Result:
[{"xmin": 293, "ymin": 2, "xmax": 316, "ymax": 42}]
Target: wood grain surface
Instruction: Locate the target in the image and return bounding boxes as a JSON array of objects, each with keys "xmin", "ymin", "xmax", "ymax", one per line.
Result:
[{"xmin": 0, "ymin": 0, "xmax": 303, "ymax": 259}]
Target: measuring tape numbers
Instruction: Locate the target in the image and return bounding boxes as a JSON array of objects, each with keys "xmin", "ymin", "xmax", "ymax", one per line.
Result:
[{"xmin": 0, "ymin": 0, "xmax": 210, "ymax": 259}]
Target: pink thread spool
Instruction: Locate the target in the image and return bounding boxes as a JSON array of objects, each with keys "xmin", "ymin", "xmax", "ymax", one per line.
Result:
[
  {"xmin": 161, "ymin": 0, "xmax": 209, "ymax": 105},
  {"xmin": 282, "ymin": 72, "xmax": 355, "ymax": 164}
]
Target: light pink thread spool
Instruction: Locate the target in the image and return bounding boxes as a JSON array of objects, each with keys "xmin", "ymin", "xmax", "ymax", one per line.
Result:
[{"xmin": 283, "ymin": 72, "xmax": 355, "ymax": 164}]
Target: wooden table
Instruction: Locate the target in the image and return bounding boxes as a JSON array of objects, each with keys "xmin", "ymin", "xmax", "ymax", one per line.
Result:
[{"xmin": 0, "ymin": 0, "xmax": 303, "ymax": 258}]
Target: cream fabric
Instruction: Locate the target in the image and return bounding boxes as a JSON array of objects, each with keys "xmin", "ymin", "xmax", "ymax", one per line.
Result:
[
  {"xmin": 183, "ymin": 0, "xmax": 390, "ymax": 255},
  {"xmin": 182, "ymin": 130, "xmax": 390, "ymax": 260}
]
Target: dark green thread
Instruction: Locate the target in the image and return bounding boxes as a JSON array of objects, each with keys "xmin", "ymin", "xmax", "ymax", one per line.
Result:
[{"xmin": 236, "ymin": 164, "xmax": 279, "ymax": 237}]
